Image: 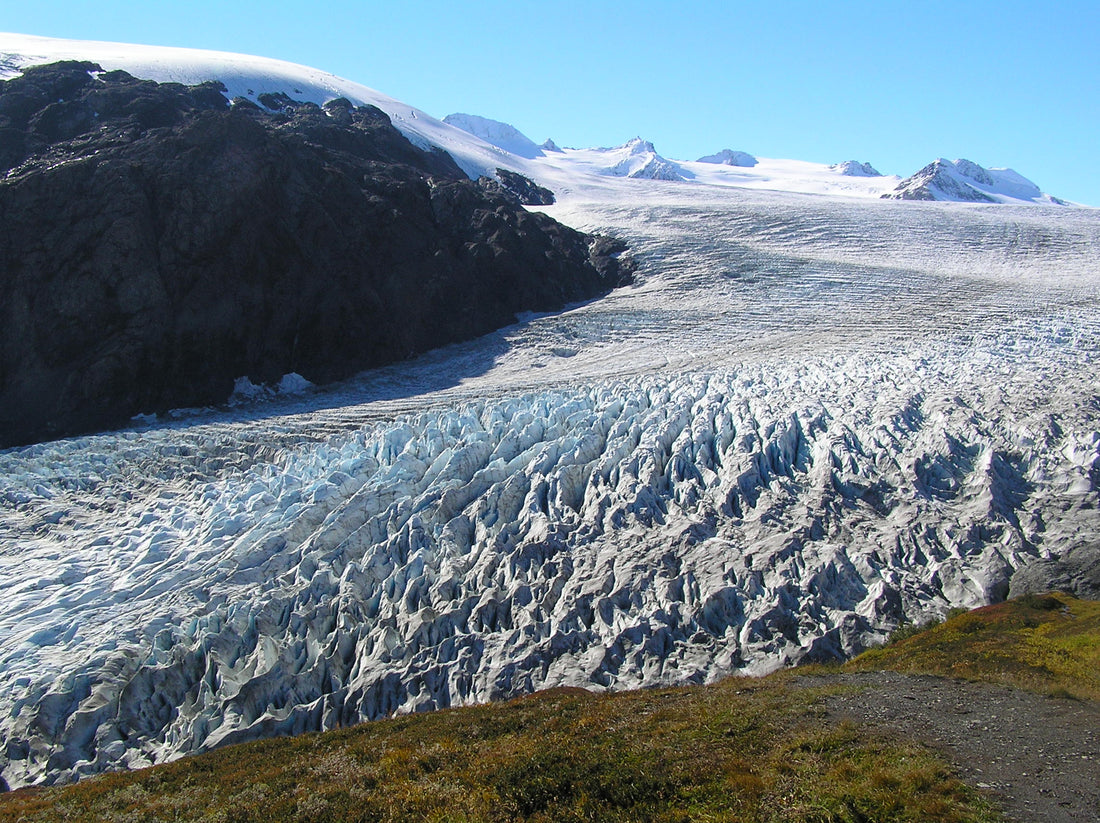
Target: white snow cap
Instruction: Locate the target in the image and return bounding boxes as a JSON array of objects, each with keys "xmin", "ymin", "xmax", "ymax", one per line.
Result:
[
  {"xmin": 0, "ymin": 32, "xmax": 522, "ymax": 180},
  {"xmin": 442, "ymin": 113, "xmax": 544, "ymax": 159}
]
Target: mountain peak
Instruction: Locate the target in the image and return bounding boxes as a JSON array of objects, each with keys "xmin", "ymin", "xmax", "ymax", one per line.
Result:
[
  {"xmin": 441, "ymin": 112, "xmax": 543, "ymax": 159},
  {"xmin": 884, "ymin": 158, "xmax": 1049, "ymax": 204},
  {"xmin": 830, "ymin": 160, "xmax": 881, "ymax": 177},
  {"xmin": 698, "ymin": 149, "xmax": 757, "ymax": 168},
  {"xmin": 623, "ymin": 136, "xmax": 657, "ymax": 154},
  {"xmin": 604, "ymin": 138, "xmax": 687, "ymax": 181}
]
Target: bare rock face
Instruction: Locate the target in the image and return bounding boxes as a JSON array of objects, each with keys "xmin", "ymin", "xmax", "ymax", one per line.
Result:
[
  {"xmin": 0, "ymin": 63, "xmax": 631, "ymax": 447},
  {"xmin": 1008, "ymin": 544, "xmax": 1100, "ymax": 600},
  {"xmin": 491, "ymin": 168, "xmax": 556, "ymax": 206},
  {"xmin": 883, "ymin": 158, "xmax": 997, "ymax": 202}
]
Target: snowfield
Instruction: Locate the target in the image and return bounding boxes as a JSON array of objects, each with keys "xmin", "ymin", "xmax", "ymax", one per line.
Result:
[{"xmin": 1, "ymin": 34, "xmax": 1099, "ymax": 789}]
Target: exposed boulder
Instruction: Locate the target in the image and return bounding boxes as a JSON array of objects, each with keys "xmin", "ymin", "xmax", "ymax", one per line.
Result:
[
  {"xmin": 0, "ymin": 62, "xmax": 631, "ymax": 447},
  {"xmin": 1008, "ymin": 544, "xmax": 1100, "ymax": 601}
]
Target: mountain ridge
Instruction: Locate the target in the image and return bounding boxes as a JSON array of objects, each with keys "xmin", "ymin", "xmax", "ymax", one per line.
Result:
[{"xmin": 0, "ymin": 34, "xmax": 1072, "ymax": 205}]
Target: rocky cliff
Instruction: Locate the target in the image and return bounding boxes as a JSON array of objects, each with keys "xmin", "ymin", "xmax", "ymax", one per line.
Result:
[{"xmin": 0, "ymin": 62, "xmax": 631, "ymax": 447}]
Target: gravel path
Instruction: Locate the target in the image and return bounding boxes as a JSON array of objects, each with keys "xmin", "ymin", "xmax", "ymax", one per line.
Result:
[{"xmin": 800, "ymin": 671, "xmax": 1100, "ymax": 822}]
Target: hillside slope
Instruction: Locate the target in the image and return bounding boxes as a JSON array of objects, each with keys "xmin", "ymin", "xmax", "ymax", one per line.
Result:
[{"xmin": 0, "ymin": 62, "xmax": 628, "ymax": 446}]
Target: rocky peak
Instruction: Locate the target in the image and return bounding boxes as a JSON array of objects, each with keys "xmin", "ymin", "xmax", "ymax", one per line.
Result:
[
  {"xmin": 884, "ymin": 159, "xmax": 997, "ymax": 202},
  {"xmin": 697, "ymin": 149, "xmax": 758, "ymax": 167},
  {"xmin": 0, "ymin": 63, "xmax": 631, "ymax": 447}
]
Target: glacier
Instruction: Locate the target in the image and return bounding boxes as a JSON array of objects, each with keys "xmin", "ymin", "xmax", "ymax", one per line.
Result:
[
  {"xmin": 1, "ymin": 33, "xmax": 1099, "ymax": 790},
  {"xmin": 1, "ymin": 180, "xmax": 1098, "ymax": 788}
]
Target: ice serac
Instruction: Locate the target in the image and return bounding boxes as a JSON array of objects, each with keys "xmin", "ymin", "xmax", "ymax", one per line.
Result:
[
  {"xmin": 2, "ymin": 328, "xmax": 1098, "ymax": 788},
  {"xmin": 698, "ymin": 149, "xmax": 758, "ymax": 167},
  {"xmin": 0, "ymin": 63, "xmax": 628, "ymax": 447},
  {"xmin": 442, "ymin": 112, "xmax": 544, "ymax": 159}
]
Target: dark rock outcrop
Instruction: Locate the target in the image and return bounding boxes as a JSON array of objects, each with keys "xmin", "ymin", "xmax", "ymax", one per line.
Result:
[
  {"xmin": 1008, "ymin": 544, "xmax": 1100, "ymax": 601},
  {"xmin": 0, "ymin": 62, "xmax": 632, "ymax": 447},
  {"xmin": 490, "ymin": 168, "xmax": 555, "ymax": 206}
]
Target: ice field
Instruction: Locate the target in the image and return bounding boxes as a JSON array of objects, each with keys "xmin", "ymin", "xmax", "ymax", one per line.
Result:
[{"xmin": 2, "ymin": 175, "xmax": 1099, "ymax": 786}]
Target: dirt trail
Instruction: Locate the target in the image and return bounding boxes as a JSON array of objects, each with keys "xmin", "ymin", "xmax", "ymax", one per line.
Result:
[{"xmin": 798, "ymin": 671, "xmax": 1100, "ymax": 822}]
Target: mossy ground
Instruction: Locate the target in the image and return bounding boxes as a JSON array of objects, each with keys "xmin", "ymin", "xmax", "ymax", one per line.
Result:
[
  {"xmin": 0, "ymin": 679, "xmax": 999, "ymax": 823},
  {"xmin": 847, "ymin": 592, "xmax": 1100, "ymax": 700},
  {"xmin": 14, "ymin": 590, "xmax": 1099, "ymax": 822}
]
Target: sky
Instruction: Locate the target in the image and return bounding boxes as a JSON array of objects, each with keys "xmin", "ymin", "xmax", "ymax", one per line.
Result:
[{"xmin": 5, "ymin": 1, "xmax": 1099, "ymax": 205}]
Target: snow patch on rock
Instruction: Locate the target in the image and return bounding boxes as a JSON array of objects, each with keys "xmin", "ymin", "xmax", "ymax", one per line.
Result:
[{"xmin": 229, "ymin": 374, "xmax": 315, "ymax": 406}]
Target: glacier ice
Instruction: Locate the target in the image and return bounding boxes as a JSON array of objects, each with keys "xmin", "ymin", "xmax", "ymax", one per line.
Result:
[{"xmin": 1, "ymin": 182, "xmax": 1099, "ymax": 789}]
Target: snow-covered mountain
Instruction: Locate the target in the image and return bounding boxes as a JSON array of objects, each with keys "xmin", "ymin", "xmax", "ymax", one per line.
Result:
[
  {"xmin": 698, "ymin": 149, "xmax": 758, "ymax": 167},
  {"xmin": 884, "ymin": 158, "xmax": 1058, "ymax": 204},
  {"xmin": 830, "ymin": 160, "xmax": 881, "ymax": 177},
  {"xmin": 0, "ymin": 34, "xmax": 1069, "ymax": 205},
  {"xmin": 1, "ymin": 33, "xmax": 1098, "ymax": 789},
  {"xmin": 442, "ymin": 112, "xmax": 545, "ymax": 159},
  {"xmin": 0, "ymin": 32, "xmax": 514, "ymax": 180},
  {"xmin": 576, "ymin": 137, "xmax": 691, "ymax": 181}
]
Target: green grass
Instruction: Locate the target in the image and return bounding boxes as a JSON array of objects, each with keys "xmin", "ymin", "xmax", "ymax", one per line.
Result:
[
  {"xmin": 24, "ymin": 591, "xmax": 1100, "ymax": 822},
  {"xmin": 0, "ymin": 677, "xmax": 999, "ymax": 823},
  {"xmin": 847, "ymin": 592, "xmax": 1100, "ymax": 700}
]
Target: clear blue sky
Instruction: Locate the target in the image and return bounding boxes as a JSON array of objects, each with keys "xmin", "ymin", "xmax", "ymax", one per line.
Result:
[{"xmin": 7, "ymin": 1, "xmax": 1100, "ymax": 205}]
